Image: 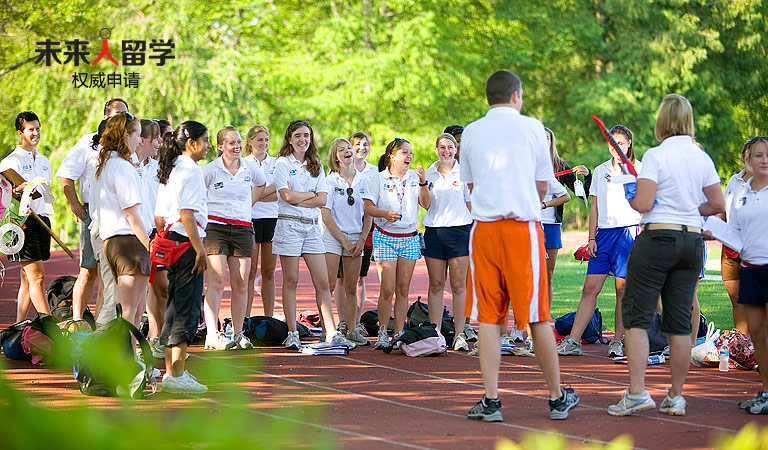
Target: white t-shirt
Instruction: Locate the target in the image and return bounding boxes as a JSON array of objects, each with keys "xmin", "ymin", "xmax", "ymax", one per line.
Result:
[
  {"xmin": 245, "ymin": 153, "xmax": 279, "ymax": 219},
  {"xmin": 459, "ymin": 107, "xmax": 554, "ymax": 222},
  {"xmin": 155, "ymin": 155, "xmax": 208, "ymax": 238},
  {"xmin": 322, "ymin": 171, "xmax": 366, "ymax": 234},
  {"xmin": 94, "ymin": 152, "xmax": 143, "ymax": 240},
  {"xmin": 422, "ymin": 161, "xmax": 472, "ymax": 228},
  {"xmin": 637, "ymin": 136, "xmax": 721, "ymax": 227},
  {"xmin": 541, "ymin": 179, "xmax": 568, "ymax": 224},
  {"xmin": 273, "ymin": 154, "xmax": 328, "ymax": 219},
  {"xmin": 203, "ymin": 156, "xmax": 266, "ymax": 223},
  {"xmin": 731, "ymin": 179, "xmax": 768, "ymax": 265},
  {"xmin": 589, "ymin": 159, "xmax": 643, "ymax": 228},
  {"xmin": 363, "ymin": 168, "xmax": 420, "ymax": 233},
  {"xmin": 723, "ymin": 170, "xmax": 747, "ymax": 224},
  {"xmin": 137, "ymin": 158, "xmax": 160, "ymax": 233},
  {"xmin": 0, "ymin": 146, "xmax": 54, "ymax": 215},
  {"xmin": 56, "ymin": 132, "xmax": 99, "ymax": 203}
]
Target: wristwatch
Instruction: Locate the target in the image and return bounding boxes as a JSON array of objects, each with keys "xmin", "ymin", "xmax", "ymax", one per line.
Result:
[{"xmin": 542, "ymin": 201, "xmax": 547, "ymax": 209}]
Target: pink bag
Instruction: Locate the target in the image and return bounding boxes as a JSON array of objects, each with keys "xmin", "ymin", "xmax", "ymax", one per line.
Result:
[
  {"xmin": 400, "ymin": 334, "xmax": 447, "ymax": 357},
  {"xmin": 21, "ymin": 326, "xmax": 54, "ymax": 365}
]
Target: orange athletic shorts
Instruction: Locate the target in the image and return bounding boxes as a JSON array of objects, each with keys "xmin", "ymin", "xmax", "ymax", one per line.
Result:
[{"xmin": 465, "ymin": 219, "xmax": 550, "ymax": 328}]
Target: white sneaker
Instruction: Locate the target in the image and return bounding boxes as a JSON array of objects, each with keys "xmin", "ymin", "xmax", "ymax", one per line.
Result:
[
  {"xmin": 659, "ymin": 392, "xmax": 686, "ymax": 416},
  {"xmin": 162, "ymin": 371, "xmax": 208, "ymax": 394},
  {"xmin": 509, "ymin": 325, "xmax": 525, "ymax": 343},
  {"xmin": 463, "ymin": 323, "xmax": 478, "ymax": 342},
  {"xmin": 500, "ymin": 334, "xmax": 511, "ymax": 347},
  {"xmin": 149, "ymin": 337, "xmax": 165, "ymax": 359},
  {"xmin": 354, "ymin": 322, "xmax": 369, "ymax": 337},
  {"xmin": 608, "ymin": 339, "xmax": 624, "ymax": 357},
  {"xmin": 204, "ymin": 333, "xmax": 235, "ymax": 350},
  {"xmin": 346, "ymin": 328, "xmax": 370, "ymax": 345},
  {"xmin": 525, "ymin": 336, "xmax": 534, "ymax": 353},
  {"xmin": 328, "ymin": 331, "xmax": 357, "ymax": 349},
  {"xmin": 453, "ymin": 332, "xmax": 469, "ymax": 351},
  {"xmin": 374, "ymin": 329, "xmax": 389, "ymax": 349},
  {"xmin": 336, "ymin": 321, "xmax": 348, "ymax": 334},
  {"xmin": 233, "ymin": 331, "xmax": 254, "ymax": 349},
  {"xmin": 282, "ymin": 331, "xmax": 301, "ymax": 350}
]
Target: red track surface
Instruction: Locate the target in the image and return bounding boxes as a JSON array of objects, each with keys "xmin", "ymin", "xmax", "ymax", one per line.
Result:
[{"xmin": 1, "ymin": 246, "xmax": 764, "ymax": 449}]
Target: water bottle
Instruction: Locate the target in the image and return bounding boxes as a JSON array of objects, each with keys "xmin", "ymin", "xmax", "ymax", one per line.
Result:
[
  {"xmin": 224, "ymin": 323, "xmax": 234, "ymax": 341},
  {"xmin": 719, "ymin": 343, "xmax": 730, "ymax": 372},
  {"xmin": 648, "ymin": 354, "xmax": 665, "ymax": 365}
]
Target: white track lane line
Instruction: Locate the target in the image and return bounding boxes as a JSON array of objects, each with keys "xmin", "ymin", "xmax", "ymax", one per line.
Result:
[{"xmin": 191, "ymin": 353, "xmax": 644, "ymax": 450}]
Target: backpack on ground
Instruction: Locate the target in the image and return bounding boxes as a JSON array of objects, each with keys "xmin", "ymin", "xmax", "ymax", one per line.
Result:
[
  {"xmin": 360, "ymin": 310, "xmax": 395, "ymax": 336},
  {"xmin": 74, "ymin": 305, "xmax": 155, "ymax": 399},
  {"xmin": 46, "ymin": 275, "xmax": 96, "ymax": 328},
  {"xmin": 554, "ymin": 308, "xmax": 609, "ymax": 344},
  {"xmin": 717, "ymin": 329, "xmax": 757, "ymax": 370},
  {"xmin": 383, "ymin": 322, "xmax": 446, "ymax": 357},
  {"xmin": 243, "ymin": 316, "xmax": 288, "ymax": 345},
  {"xmin": 0, "ymin": 319, "xmax": 33, "ymax": 360},
  {"xmin": 648, "ymin": 311, "xmax": 668, "ymax": 353},
  {"xmin": 406, "ymin": 297, "xmax": 455, "ymax": 343}
]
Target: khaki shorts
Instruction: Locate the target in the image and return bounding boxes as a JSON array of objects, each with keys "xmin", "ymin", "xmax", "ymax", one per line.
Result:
[
  {"xmin": 104, "ymin": 234, "xmax": 151, "ymax": 278},
  {"xmin": 203, "ymin": 223, "xmax": 254, "ymax": 257},
  {"xmin": 322, "ymin": 229, "xmax": 362, "ymax": 256},
  {"xmin": 721, "ymin": 253, "xmax": 741, "ymax": 282}
]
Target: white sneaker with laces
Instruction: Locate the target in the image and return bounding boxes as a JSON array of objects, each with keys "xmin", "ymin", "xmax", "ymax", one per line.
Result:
[
  {"xmin": 659, "ymin": 392, "xmax": 686, "ymax": 416},
  {"xmin": 346, "ymin": 328, "xmax": 370, "ymax": 345},
  {"xmin": 608, "ymin": 339, "xmax": 623, "ymax": 357},
  {"xmin": 463, "ymin": 323, "xmax": 478, "ymax": 341},
  {"xmin": 500, "ymin": 334, "xmax": 511, "ymax": 347},
  {"xmin": 233, "ymin": 331, "xmax": 254, "ymax": 349},
  {"xmin": 374, "ymin": 329, "xmax": 389, "ymax": 349},
  {"xmin": 282, "ymin": 330, "xmax": 301, "ymax": 350},
  {"xmin": 355, "ymin": 322, "xmax": 369, "ymax": 337},
  {"xmin": 162, "ymin": 371, "xmax": 208, "ymax": 394},
  {"xmin": 204, "ymin": 333, "xmax": 235, "ymax": 350},
  {"xmin": 509, "ymin": 325, "xmax": 525, "ymax": 343},
  {"xmin": 149, "ymin": 337, "xmax": 165, "ymax": 359},
  {"xmin": 328, "ymin": 331, "xmax": 357, "ymax": 349},
  {"xmin": 453, "ymin": 332, "xmax": 469, "ymax": 351}
]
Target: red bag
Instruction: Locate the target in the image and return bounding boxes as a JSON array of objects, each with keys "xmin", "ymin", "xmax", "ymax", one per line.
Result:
[
  {"xmin": 573, "ymin": 244, "xmax": 590, "ymax": 262},
  {"xmin": 149, "ymin": 222, "xmax": 192, "ymax": 282}
]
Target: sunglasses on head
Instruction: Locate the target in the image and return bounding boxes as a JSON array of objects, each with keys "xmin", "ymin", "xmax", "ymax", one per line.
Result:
[
  {"xmin": 747, "ymin": 136, "xmax": 768, "ymax": 145},
  {"xmin": 122, "ymin": 112, "xmax": 135, "ymax": 122}
]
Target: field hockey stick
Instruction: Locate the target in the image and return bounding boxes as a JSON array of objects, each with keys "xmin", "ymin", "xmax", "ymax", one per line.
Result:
[
  {"xmin": 29, "ymin": 210, "xmax": 75, "ymax": 259},
  {"xmin": 589, "ymin": 115, "xmax": 638, "ymax": 177}
]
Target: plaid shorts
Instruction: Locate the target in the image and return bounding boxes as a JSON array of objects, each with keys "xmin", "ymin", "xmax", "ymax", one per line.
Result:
[{"xmin": 372, "ymin": 229, "xmax": 421, "ymax": 262}]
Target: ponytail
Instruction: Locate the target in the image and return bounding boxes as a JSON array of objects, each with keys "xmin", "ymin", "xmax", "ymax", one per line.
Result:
[
  {"xmin": 90, "ymin": 119, "xmax": 109, "ymax": 151},
  {"xmin": 378, "ymin": 137, "xmax": 410, "ymax": 172},
  {"xmin": 157, "ymin": 121, "xmax": 208, "ymax": 184}
]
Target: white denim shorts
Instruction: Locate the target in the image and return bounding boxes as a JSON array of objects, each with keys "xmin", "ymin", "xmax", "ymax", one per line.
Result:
[{"xmin": 272, "ymin": 219, "xmax": 325, "ymax": 257}]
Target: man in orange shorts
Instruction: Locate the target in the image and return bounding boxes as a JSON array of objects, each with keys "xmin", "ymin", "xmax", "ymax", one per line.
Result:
[{"xmin": 459, "ymin": 70, "xmax": 579, "ymax": 421}]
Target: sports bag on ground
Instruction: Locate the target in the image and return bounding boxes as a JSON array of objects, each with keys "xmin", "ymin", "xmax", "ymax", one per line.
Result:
[
  {"xmin": 244, "ymin": 316, "xmax": 289, "ymax": 346},
  {"xmin": 0, "ymin": 320, "xmax": 33, "ymax": 360},
  {"xmin": 74, "ymin": 305, "xmax": 155, "ymax": 398},
  {"xmin": 554, "ymin": 308, "xmax": 608, "ymax": 344},
  {"xmin": 383, "ymin": 322, "xmax": 446, "ymax": 357},
  {"xmin": 717, "ymin": 329, "xmax": 757, "ymax": 370},
  {"xmin": 406, "ymin": 297, "xmax": 455, "ymax": 343},
  {"xmin": 361, "ymin": 310, "xmax": 395, "ymax": 336}
]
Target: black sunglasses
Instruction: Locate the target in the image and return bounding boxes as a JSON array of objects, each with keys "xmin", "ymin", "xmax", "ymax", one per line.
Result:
[
  {"xmin": 346, "ymin": 187, "xmax": 355, "ymax": 206},
  {"xmin": 122, "ymin": 112, "xmax": 135, "ymax": 122},
  {"xmin": 747, "ymin": 136, "xmax": 768, "ymax": 145}
]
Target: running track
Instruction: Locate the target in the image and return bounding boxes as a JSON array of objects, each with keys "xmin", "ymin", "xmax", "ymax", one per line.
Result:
[{"xmin": 0, "ymin": 246, "xmax": 764, "ymax": 449}]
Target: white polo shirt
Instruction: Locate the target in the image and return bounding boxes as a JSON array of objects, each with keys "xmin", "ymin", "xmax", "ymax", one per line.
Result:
[
  {"xmin": 203, "ymin": 156, "xmax": 266, "ymax": 224},
  {"xmin": 589, "ymin": 159, "xmax": 643, "ymax": 228},
  {"xmin": 638, "ymin": 136, "xmax": 721, "ymax": 227},
  {"xmin": 541, "ymin": 179, "xmax": 568, "ymax": 225},
  {"xmin": 273, "ymin": 154, "xmax": 328, "ymax": 219},
  {"xmin": 422, "ymin": 161, "xmax": 472, "ymax": 228},
  {"xmin": 322, "ymin": 171, "xmax": 366, "ymax": 234},
  {"xmin": 56, "ymin": 132, "xmax": 99, "ymax": 204},
  {"xmin": 155, "ymin": 155, "xmax": 208, "ymax": 238},
  {"xmin": 0, "ymin": 146, "xmax": 54, "ymax": 215},
  {"xmin": 459, "ymin": 107, "xmax": 554, "ymax": 222},
  {"xmin": 731, "ymin": 179, "xmax": 768, "ymax": 265},
  {"xmin": 245, "ymin": 153, "xmax": 278, "ymax": 219},
  {"xmin": 137, "ymin": 158, "xmax": 160, "ymax": 233},
  {"xmin": 94, "ymin": 152, "xmax": 143, "ymax": 240},
  {"xmin": 356, "ymin": 161, "xmax": 378, "ymax": 181},
  {"xmin": 724, "ymin": 170, "xmax": 747, "ymax": 223},
  {"xmin": 363, "ymin": 168, "xmax": 420, "ymax": 233}
]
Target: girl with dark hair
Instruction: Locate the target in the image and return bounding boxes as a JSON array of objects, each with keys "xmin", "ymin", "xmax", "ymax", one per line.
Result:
[
  {"xmin": 557, "ymin": 125, "xmax": 641, "ymax": 358},
  {"xmin": 363, "ymin": 138, "xmax": 423, "ymax": 349},
  {"xmin": 0, "ymin": 111, "xmax": 53, "ymax": 320},
  {"xmin": 92, "ymin": 112, "xmax": 149, "ymax": 329},
  {"xmin": 322, "ymin": 138, "xmax": 372, "ymax": 346},
  {"xmin": 154, "ymin": 121, "xmax": 210, "ymax": 394},
  {"xmin": 243, "ymin": 125, "xmax": 279, "ymax": 317},
  {"xmin": 201, "ymin": 126, "xmax": 266, "ymax": 350},
  {"xmin": 272, "ymin": 120, "xmax": 356, "ymax": 350},
  {"xmin": 420, "ymin": 133, "xmax": 473, "ymax": 351}
]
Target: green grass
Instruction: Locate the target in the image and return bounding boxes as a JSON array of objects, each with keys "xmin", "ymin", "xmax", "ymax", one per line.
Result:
[{"xmin": 551, "ymin": 254, "xmax": 733, "ymax": 333}]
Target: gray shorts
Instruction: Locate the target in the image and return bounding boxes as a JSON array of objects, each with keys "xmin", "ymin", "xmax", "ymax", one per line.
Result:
[{"xmin": 80, "ymin": 206, "xmax": 98, "ymax": 269}]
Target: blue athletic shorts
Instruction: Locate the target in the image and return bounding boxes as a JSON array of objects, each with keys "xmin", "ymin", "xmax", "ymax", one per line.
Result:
[
  {"xmin": 586, "ymin": 225, "xmax": 638, "ymax": 278},
  {"xmin": 422, "ymin": 224, "xmax": 470, "ymax": 260},
  {"xmin": 372, "ymin": 229, "xmax": 421, "ymax": 262},
  {"xmin": 738, "ymin": 265, "xmax": 768, "ymax": 306},
  {"xmin": 542, "ymin": 223, "xmax": 562, "ymax": 249}
]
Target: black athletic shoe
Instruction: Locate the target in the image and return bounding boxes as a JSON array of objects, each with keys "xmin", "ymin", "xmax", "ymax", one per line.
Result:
[
  {"xmin": 468, "ymin": 396, "xmax": 503, "ymax": 422},
  {"xmin": 549, "ymin": 387, "xmax": 579, "ymax": 420}
]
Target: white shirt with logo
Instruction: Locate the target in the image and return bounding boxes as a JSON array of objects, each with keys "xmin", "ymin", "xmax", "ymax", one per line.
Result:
[
  {"xmin": 273, "ymin": 154, "xmax": 328, "ymax": 219},
  {"xmin": 0, "ymin": 146, "xmax": 54, "ymax": 215},
  {"xmin": 137, "ymin": 158, "xmax": 160, "ymax": 233},
  {"xmin": 56, "ymin": 132, "xmax": 99, "ymax": 204},
  {"xmin": 155, "ymin": 155, "xmax": 208, "ymax": 238},
  {"xmin": 94, "ymin": 152, "xmax": 143, "ymax": 240},
  {"xmin": 422, "ymin": 161, "xmax": 472, "ymax": 228},
  {"xmin": 202, "ymin": 156, "xmax": 266, "ymax": 223},
  {"xmin": 589, "ymin": 159, "xmax": 643, "ymax": 228},
  {"xmin": 245, "ymin": 153, "xmax": 278, "ymax": 219},
  {"xmin": 363, "ymin": 168, "xmax": 420, "ymax": 233},
  {"xmin": 731, "ymin": 178, "xmax": 768, "ymax": 265},
  {"xmin": 323, "ymin": 171, "xmax": 366, "ymax": 234},
  {"xmin": 541, "ymin": 178, "xmax": 568, "ymax": 225}
]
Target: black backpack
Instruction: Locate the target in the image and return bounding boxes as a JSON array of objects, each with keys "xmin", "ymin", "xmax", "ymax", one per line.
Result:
[
  {"xmin": 46, "ymin": 275, "xmax": 96, "ymax": 328},
  {"xmin": 406, "ymin": 297, "xmax": 455, "ymax": 343},
  {"xmin": 243, "ymin": 316, "xmax": 288, "ymax": 345},
  {"xmin": 360, "ymin": 310, "xmax": 395, "ymax": 336},
  {"xmin": 74, "ymin": 305, "xmax": 155, "ymax": 398},
  {"xmin": 648, "ymin": 312, "xmax": 669, "ymax": 353},
  {"xmin": 0, "ymin": 320, "xmax": 33, "ymax": 360}
]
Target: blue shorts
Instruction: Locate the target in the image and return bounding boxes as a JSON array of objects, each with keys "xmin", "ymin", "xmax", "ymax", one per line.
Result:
[
  {"xmin": 372, "ymin": 229, "xmax": 421, "ymax": 262},
  {"xmin": 422, "ymin": 224, "xmax": 471, "ymax": 260},
  {"xmin": 586, "ymin": 225, "xmax": 638, "ymax": 278},
  {"xmin": 738, "ymin": 265, "xmax": 768, "ymax": 306},
  {"xmin": 699, "ymin": 241, "xmax": 707, "ymax": 279},
  {"xmin": 542, "ymin": 223, "xmax": 562, "ymax": 249}
]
